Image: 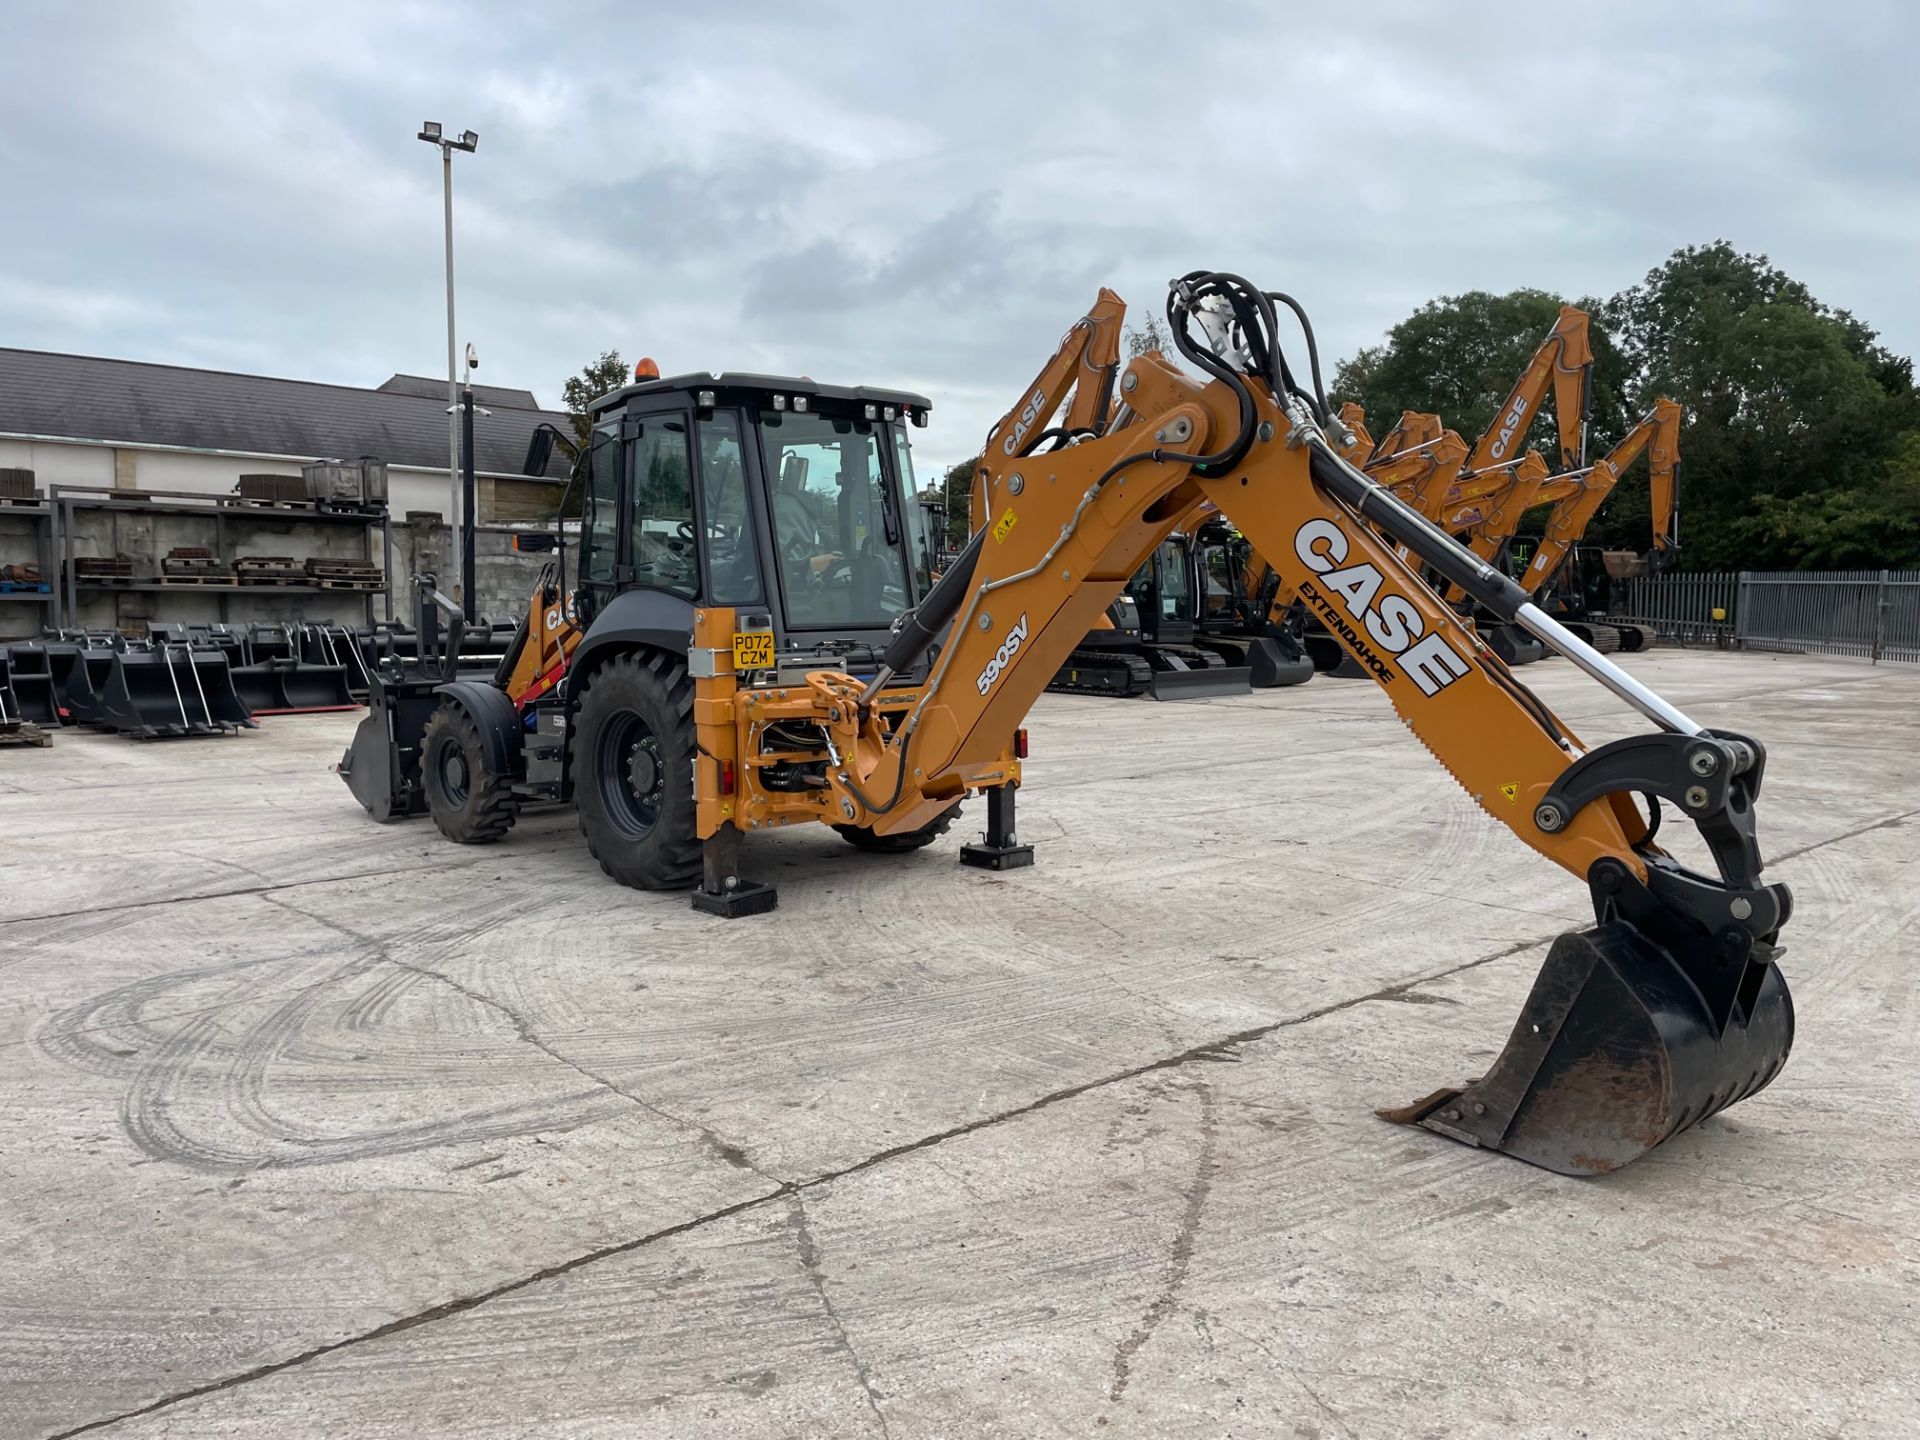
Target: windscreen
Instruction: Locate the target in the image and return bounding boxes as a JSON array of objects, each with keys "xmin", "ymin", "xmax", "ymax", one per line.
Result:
[{"xmin": 760, "ymin": 412, "xmax": 909, "ymax": 630}]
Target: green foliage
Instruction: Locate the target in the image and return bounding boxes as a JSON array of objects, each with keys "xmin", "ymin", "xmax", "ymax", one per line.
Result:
[
  {"xmin": 1601, "ymin": 242, "xmax": 1919, "ymax": 568},
  {"xmin": 1331, "ymin": 289, "xmax": 1631, "ymax": 465},
  {"xmin": 938, "ymin": 454, "xmax": 981, "ymax": 544},
  {"xmin": 561, "ymin": 350, "xmax": 630, "ymax": 449},
  {"xmin": 1335, "ymin": 244, "xmax": 1920, "ymax": 570},
  {"xmin": 1125, "ymin": 315, "xmax": 1174, "ymax": 359}
]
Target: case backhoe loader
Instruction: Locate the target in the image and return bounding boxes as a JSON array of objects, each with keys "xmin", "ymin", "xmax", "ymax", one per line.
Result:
[{"xmin": 343, "ymin": 273, "xmax": 1794, "ymax": 1178}]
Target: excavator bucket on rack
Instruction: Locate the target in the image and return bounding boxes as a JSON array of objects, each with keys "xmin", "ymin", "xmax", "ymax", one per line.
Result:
[
  {"xmin": 90, "ymin": 645, "xmax": 254, "ymax": 738},
  {"xmin": 1384, "ymin": 919, "xmax": 1794, "ymax": 1174},
  {"xmin": 1, "ymin": 645, "xmax": 62, "ymax": 726},
  {"xmin": 46, "ymin": 644, "xmax": 111, "ymax": 725}
]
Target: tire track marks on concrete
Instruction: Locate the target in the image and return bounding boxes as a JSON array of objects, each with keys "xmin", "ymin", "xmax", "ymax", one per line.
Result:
[{"xmin": 42, "ymin": 931, "xmax": 1554, "ymax": 1440}]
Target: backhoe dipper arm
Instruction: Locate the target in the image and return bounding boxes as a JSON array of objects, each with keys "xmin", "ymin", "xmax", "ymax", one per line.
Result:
[
  {"xmin": 822, "ymin": 275, "xmax": 1789, "ymax": 1176},
  {"xmin": 970, "ymin": 288, "xmax": 1127, "ymax": 535},
  {"xmin": 1516, "ymin": 397, "xmax": 1682, "ymax": 595},
  {"xmin": 1467, "ymin": 305, "xmax": 1593, "ymax": 474}
]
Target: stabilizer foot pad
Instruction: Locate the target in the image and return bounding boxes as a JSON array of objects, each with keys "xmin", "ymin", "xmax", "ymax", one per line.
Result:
[
  {"xmin": 691, "ymin": 881, "xmax": 779, "ymax": 918},
  {"xmin": 960, "ymin": 843, "xmax": 1035, "ymax": 871}
]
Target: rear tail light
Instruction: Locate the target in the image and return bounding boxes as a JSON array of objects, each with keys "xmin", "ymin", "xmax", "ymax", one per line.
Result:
[
  {"xmin": 1014, "ymin": 728, "xmax": 1029, "ymax": 759},
  {"xmin": 719, "ymin": 760, "xmax": 736, "ymax": 795}
]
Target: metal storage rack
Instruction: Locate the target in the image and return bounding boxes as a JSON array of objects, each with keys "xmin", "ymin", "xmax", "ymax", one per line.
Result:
[
  {"xmin": 0, "ymin": 494, "xmax": 55, "ymax": 620},
  {"xmin": 49, "ymin": 485, "xmax": 392, "ymax": 629}
]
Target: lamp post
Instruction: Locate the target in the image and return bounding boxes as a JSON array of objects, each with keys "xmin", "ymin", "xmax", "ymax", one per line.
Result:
[{"xmin": 417, "ymin": 121, "xmax": 478, "ymax": 602}]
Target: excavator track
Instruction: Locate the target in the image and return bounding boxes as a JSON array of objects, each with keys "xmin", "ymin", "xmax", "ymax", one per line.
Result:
[{"xmin": 1048, "ymin": 649, "xmax": 1155, "ymax": 697}]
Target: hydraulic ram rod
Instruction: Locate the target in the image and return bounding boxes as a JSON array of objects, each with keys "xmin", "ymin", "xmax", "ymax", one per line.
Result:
[{"xmin": 1305, "ymin": 434, "xmax": 1702, "ymax": 738}]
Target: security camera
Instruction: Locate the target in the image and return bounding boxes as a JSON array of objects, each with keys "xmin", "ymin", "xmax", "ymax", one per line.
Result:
[{"xmin": 465, "ymin": 342, "xmax": 480, "ymax": 372}]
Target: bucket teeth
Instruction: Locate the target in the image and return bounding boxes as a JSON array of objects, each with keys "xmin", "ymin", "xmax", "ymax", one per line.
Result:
[{"xmin": 1385, "ymin": 922, "xmax": 1794, "ymax": 1175}]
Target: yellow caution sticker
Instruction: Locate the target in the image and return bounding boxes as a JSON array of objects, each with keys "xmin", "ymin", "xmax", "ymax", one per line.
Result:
[
  {"xmin": 1498, "ymin": 782, "xmax": 1520, "ymax": 804},
  {"xmin": 732, "ymin": 630, "xmax": 774, "ymax": 670},
  {"xmin": 992, "ymin": 508, "xmax": 1018, "ymax": 543}
]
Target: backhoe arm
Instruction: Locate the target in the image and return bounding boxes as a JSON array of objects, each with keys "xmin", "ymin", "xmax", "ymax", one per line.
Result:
[
  {"xmin": 824, "ymin": 276, "xmax": 1786, "ymax": 1176},
  {"xmin": 1516, "ymin": 397, "xmax": 1681, "ymax": 595},
  {"xmin": 970, "ymin": 288, "xmax": 1127, "ymax": 534},
  {"xmin": 1467, "ymin": 305, "xmax": 1593, "ymax": 473}
]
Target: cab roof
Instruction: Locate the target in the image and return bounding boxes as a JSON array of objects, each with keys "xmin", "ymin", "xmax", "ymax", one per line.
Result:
[{"xmin": 589, "ymin": 371, "xmax": 932, "ymax": 419}]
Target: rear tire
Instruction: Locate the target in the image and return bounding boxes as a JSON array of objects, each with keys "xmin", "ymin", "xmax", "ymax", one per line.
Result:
[
  {"xmin": 574, "ymin": 652, "xmax": 701, "ymax": 890},
  {"xmin": 421, "ymin": 703, "xmax": 518, "ymax": 844},
  {"xmin": 834, "ymin": 802, "xmax": 963, "ymax": 853}
]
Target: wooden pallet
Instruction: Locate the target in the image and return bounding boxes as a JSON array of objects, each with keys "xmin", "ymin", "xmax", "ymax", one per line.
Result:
[
  {"xmin": 0, "ymin": 580, "xmax": 49, "ymax": 593},
  {"xmin": 221, "ymin": 497, "xmax": 319, "ymax": 512},
  {"xmin": 238, "ymin": 576, "xmax": 307, "ymax": 588},
  {"xmin": 153, "ymin": 574, "xmax": 239, "ymax": 587},
  {"xmin": 0, "ymin": 495, "xmax": 47, "ymax": 509},
  {"xmin": 0, "ymin": 722, "xmax": 52, "ymax": 749},
  {"xmin": 313, "ymin": 578, "xmax": 384, "ymax": 591}
]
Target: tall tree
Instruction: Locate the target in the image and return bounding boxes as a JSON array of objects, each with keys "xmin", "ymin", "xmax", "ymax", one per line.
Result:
[
  {"xmin": 1602, "ymin": 242, "xmax": 1920, "ymax": 568},
  {"xmin": 938, "ymin": 454, "xmax": 981, "ymax": 544},
  {"xmin": 561, "ymin": 350, "xmax": 630, "ymax": 449},
  {"xmin": 1332, "ymin": 288, "xmax": 1631, "ymax": 464}
]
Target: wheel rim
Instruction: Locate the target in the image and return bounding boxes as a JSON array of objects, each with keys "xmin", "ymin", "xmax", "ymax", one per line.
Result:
[
  {"xmin": 596, "ymin": 710, "xmax": 665, "ymax": 839},
  {"xmin": 436, "ymin": 737, "xmax": 470, "ymax": 805}
]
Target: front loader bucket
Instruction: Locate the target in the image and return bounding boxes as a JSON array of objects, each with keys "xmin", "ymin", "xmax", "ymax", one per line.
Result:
[
  {"xmin": 1147, "ymin": 664, "xmax": 1252, "ymax": 701},
  {"xmin": 1384, "ymin": 921, "xmax": 1794, "ymax": 1175},
  {"xmin": 46, "ymin": 647, "xmax": 112, "ymax": 726},
  {"xmin": 338, "ymin": 669, "xmax": 439, "ymax": 822}
]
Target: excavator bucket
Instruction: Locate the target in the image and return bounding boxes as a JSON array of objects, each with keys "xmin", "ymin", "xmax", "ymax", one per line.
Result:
[
  {"xmin": 338, "ymin": 667, "xmax": 439, "ymax": 821},
  {"xmin": 1383, "ymin": 920, "xmax": 1794, "ymax": 1175},
  {"xmin": 273, "ymin": 659, "xmax": 356, "ymax": 712},
  {"xmin": 1, "ymin": 645, "xmax": 62, "ymax": 726},
  {"xmin": 89, "ymin": 646, "xmax": 253, "ymax": 739},
  {"xmin": 46, "ymin": 645, "xmax": 111, "ymax": 725}
]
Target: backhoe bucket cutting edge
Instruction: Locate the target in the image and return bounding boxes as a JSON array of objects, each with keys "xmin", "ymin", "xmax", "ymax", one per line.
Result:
[{"xmin": 1382, "ymin": 921, "xmax": 1794, "ymax": 1175}]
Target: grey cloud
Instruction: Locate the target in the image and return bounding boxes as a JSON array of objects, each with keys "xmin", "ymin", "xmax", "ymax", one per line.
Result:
[{"xmin": 0, "ymin": 0, "xmax": 1914, "ymax": 475}]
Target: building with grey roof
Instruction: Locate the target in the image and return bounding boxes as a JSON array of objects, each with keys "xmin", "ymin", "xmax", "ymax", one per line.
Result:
[{"xmin": 0, "ymin": 348, "xmax": 572, "ymax": 520}]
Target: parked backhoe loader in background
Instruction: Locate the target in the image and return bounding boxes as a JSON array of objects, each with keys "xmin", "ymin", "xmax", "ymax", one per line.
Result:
[{"xmin": 342, "ymin": 272, "xmax": 1795, "ymax": 1178}]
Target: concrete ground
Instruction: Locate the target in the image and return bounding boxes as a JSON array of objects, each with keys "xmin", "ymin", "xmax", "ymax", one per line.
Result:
[{"xmin": 1, "ymin": 648, "xmax": 1916, "ymax": 1439}]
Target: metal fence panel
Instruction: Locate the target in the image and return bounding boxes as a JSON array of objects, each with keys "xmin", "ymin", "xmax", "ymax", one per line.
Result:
[
  {"xmin": 1614, "ymin": 572, "xmax": 1740, "ymax": 647},
  {"xmin": 1612, "ymin": 569, "xmax": 1919, "ymax": 662},
  {"xmin": 1736, "ymin": 570, "xmax": 1920, "ymax": 664}
]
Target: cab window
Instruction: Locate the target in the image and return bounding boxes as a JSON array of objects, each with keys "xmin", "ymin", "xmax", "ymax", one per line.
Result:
[
  {"xmin": 892, "ymin": 428, "xmax": 934, "ymax": 594},
  {"xmin": 761, "ymin": 412, "xmax": 908, "ymax": 629},
  {"xmin": 697, "ymin": 413, "xmax": 764, "ymax": 605},
  {"xmin": 584, "ymin": 424, "xmax": 619, "ymax": 586},
  {"xmin": 628, "ymin": 417, "xmax": 697, "ymax": 599}
]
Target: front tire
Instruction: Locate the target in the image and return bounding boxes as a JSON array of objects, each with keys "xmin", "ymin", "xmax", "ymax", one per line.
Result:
[
  {"xmin": 421, "ymin": 703, "xmax": 518, "ymax": 844},
  {"xmin": 574, "ymin": 652, "xmax": 701, "ymax": 890},
  {"xmin": 834, "ymin": 802, "xmax": 963, "ymax": 854}
]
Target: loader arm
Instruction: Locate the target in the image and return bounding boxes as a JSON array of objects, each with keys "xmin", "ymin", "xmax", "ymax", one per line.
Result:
[
  {"xmin": 1466, "ymin": 305, "xmax": 1593, "ymax": 474},
  {"xmin": 1516, "ymin": 398, "xmax": 1682, "ymax": 595}
]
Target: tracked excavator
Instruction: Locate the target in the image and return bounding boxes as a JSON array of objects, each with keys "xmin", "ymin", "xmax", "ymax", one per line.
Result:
[{"xmin": 341, "ymin": 272, "xmax": 1794, "ymax": 1177}]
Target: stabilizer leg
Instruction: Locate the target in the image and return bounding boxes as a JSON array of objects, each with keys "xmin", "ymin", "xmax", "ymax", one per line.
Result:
[
  {"xmin": 960, "ymin": 783, "xmax": 1036, "ymax": 870},
  {"xmin": 691, "ymin": 821, "xmax": 778, "ymax": 918}
]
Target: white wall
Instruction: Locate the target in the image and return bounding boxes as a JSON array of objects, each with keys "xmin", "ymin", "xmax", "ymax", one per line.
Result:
[{"xmin": 0, "ymin": 438, "xmax": 115, "ymax": 486}]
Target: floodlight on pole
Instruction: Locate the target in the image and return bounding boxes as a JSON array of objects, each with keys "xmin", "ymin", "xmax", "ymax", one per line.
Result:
[{"xmin": 417, "ymin": 121, "xmax": 479, "ymax": 605}]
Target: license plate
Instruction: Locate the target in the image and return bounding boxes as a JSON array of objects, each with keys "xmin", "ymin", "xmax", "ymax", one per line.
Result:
[{"xmin": 732, "ymin": 630, "xmax": 774, "ymax": 670}]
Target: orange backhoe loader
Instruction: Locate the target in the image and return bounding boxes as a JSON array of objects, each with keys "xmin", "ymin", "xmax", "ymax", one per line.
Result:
[{"xmin": 346, "ymin": 272, "xmax": 1794, "ymax": 1178}]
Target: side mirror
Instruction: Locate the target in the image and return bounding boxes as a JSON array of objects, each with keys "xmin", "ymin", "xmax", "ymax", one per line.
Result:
[{"xmin": 522, "ymin": 428, "xmax": 555, "ymax": 477}]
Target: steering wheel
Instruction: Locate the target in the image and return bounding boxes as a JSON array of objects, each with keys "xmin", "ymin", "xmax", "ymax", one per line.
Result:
[{"xmin": 676, "ymin": 519, "xmax": 696, "ymax": 542}]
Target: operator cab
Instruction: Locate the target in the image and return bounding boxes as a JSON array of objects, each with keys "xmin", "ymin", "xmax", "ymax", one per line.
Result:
[{"xmin": 580, "ymin": 372, "xmax": 937, "ymax": 679}]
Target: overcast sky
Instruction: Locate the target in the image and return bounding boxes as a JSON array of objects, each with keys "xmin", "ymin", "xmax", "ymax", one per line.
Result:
[{"xmin": 3, "ymin": 0, "xmax": 1915, "ymax": 476}]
